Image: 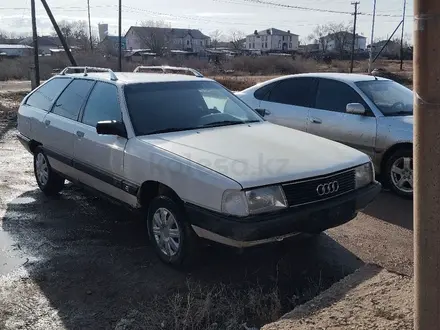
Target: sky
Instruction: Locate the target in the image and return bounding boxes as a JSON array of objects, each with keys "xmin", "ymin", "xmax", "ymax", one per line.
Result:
[{"xmin": 0, "ymin": 0, "xmax": 413, "ymax": 43}]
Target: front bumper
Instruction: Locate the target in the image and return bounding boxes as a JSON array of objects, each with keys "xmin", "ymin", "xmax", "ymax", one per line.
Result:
[{"xmin": 186, "ymin": 182, "xmax": 381, "ymax": 248}]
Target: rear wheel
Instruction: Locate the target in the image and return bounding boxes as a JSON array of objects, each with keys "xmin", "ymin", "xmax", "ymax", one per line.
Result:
[
  {"xmin": 146, "ymin": 196, "xmax": 199, "ymax": 267},
  {"xmin": 33, "ymin": 147, "xmax": 65, "ymax": 196},
  {"xmin": 384, "ymin": 148, "xmax": 413, "ymax": 199}
]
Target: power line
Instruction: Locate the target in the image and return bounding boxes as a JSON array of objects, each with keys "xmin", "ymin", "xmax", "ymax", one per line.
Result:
[{"xmin": 217, "ymin": 0, "xmax": 414, "ymax": 17}]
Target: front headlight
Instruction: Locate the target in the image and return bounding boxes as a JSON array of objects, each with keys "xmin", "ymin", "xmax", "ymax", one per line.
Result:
[
  {"xmin": 355, "ymin": 162, "xmax": 374, "ymax": 189},
  {"xmin": 221, "ymin": 185, "xmax": 288, "ymax": 217}
]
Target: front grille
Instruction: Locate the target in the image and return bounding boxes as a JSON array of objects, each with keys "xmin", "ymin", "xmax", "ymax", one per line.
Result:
[{"xmin": 282, "ymin": 169, "xmax": 356, "ymax": 207}]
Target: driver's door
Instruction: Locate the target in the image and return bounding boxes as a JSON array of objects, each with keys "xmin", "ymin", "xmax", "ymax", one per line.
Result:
[
  {"xmin": 307, "ymin": 78, "xmax": 377, "ymax": 158},
  {"xmin": 72, "ymin": 82, "xmax": 134, "ymax": 205}
]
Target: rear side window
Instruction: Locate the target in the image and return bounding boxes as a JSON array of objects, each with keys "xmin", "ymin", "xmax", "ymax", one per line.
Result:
[
  {"xmin": 52, "ymin": 79, "xmax": 95, "ymax": 120},
  {"xmin": 26, "ymin": 78, "xmax": 71, "ymax": 111},
  {"xmin": 254, "ymin": 82, "xmax": 277, "ymax": 100},
  {"xmin": 267, "ymin": 78, "xmax": 317, "ymax": 107},
  {"xmin": 81, "ymin": 82, "xmax": 121, "ymax": 127},
  {"xmin": 315, "ymin": 79, "xmax": 369, "ymax": 113}
]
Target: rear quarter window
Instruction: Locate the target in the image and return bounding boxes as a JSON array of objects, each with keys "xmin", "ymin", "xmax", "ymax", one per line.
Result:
[
  {"xmin": 26, "ymin": 78, "xmax": 71, "ymax": 111},
  {"xmin": 253, "ymin": 82, "xmax": 277, "ymax": 101}
]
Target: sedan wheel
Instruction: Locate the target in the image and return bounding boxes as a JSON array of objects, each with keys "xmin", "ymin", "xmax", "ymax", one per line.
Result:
[
  {"xmin": 152, "ymin": 207, "xmax": 181, "ymax": 257},
  {"xmin": 147, "ymin": 195, "xmax": 200, "ymax": 266},
  {"xmin": 385, "ymin": 148, "xmax": 413, "ymax": 199}
]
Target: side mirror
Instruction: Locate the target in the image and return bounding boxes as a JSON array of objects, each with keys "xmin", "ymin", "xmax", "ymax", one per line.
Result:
[
  {"xmin": 346, "ymin": 103, "xmax": 366, "ymax": 115},
  {"xmin": 255, "ymin": 108, "xmax": 271, "ymax": 117},
  {"xmin": 96, "ymin": 120, "xmax": 127, "ymax": 138}
]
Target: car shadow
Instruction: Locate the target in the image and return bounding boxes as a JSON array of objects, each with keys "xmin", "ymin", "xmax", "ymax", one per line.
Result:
[
  {"xmin": 2, "ymin": 185, "xmax": 368, "ymax": 329},
  {"xmin": 362, "ymin": 190, "xmax": 413, "ymax": 230}
]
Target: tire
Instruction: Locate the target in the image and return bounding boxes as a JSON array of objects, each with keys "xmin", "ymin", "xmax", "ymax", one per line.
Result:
[
  {"xmin": 147, "ymin": 196, "xmax": 199, "ymax": 267},
  {"xmin": 384, "ymin": 147, "xmax": 413, "ymax": 199},
  {"xmin": 33, "ymin": 147, "xmax": 65, "ymax": 196}
]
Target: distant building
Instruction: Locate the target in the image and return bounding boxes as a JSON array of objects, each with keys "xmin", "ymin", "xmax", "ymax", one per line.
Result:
[
  {"xmin": 98, "ymin": 35, "xmax": 127, "ymax": 55},
  {"xmin": 245, "ymin": 28, "xmax": 299, "ymax": 52},
  {"xmin": 320, "ymin": 32, "xmax": 367, "ymax": 52},
  {"xmin": 125, "ymin": 26, "xmax": 210, "ymax": 54},
  {"xmin": 0, "ymin": 44, "xmax": 32, "ymax": 57},
  {"xmin": 98, "ymin": 23, "xmax": 109, "ymax": 42},
  {"xmin": 19, "ymin": 36, "xmax": 61, "ymax": 55}
]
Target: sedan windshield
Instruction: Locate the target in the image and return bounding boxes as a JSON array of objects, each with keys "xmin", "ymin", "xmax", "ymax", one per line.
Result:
[
  {"xmin": 124, "ymin": 81, "xmax": 262, "ymax": 136},
  {"xmin": 355, "ymin": 80, "xmax": 413, "ymax": 116}
]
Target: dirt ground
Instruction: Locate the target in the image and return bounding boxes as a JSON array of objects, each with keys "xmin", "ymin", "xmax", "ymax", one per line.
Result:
[
  {"xmin": 0, "ymin": 92, "xmax": 414, "ymax": 329},
  {"xmin": 263, "ymin": 264, "xmax": 413, "ymax": 330}
]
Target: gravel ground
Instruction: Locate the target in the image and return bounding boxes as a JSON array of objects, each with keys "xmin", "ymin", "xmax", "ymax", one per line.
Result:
[{"xmin": 0, "ymin": 92, "xmax": 414, "ymax": 329}]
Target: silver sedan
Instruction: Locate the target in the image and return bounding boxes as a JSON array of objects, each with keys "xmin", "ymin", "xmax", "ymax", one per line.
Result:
[{"xmin": 236, "ymin": 73, "xmax": 413, "ymax": 198}]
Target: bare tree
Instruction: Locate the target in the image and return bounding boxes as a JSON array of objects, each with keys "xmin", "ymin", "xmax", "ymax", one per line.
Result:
[
  {"xmin": 327, "ymin": 22, "xmax": 353, "ymax": 59},
  {"xmin": 308, "ymin": 24, "xmax": 331, "ymax": 53},
  {"xmin": 53, "ymin": 20, "xmax": 95, "ymax": 50},
  {"xmin": 139, "ymin": 20, "xmax": 171, "ymax": 56},
  {"xmin": 309, "ymin": 22, "xmax": 353, "ymax": 58},
  {"xmin": 209, "ymin": 29, "xmax": 223, "ymax": 49},
  {"xmin": 229, "ymin": 30, "xmax": 245, "ymax": 50}
]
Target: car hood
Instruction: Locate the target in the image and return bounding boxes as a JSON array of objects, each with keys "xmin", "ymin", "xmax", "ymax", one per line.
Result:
[{"xmin": 138, "ymin": 122, "xmax": 370, "ymax": 188}]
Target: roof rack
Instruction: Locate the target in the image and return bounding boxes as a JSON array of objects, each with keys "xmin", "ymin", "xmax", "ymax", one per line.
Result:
[
  {"xmin": 59, "ymin": 66, "xmax": 118, "ymax": 81},
  {"xmin": 133, "ymin": 65, "xmax": 204, "ymax": 77}
]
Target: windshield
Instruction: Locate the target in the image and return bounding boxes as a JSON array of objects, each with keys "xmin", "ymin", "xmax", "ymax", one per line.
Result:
[
  {"xmin": 124, "ymin": 81, "xmax": 262, "ymax": 135},
  {"xmin": 355, "ymin": 80, "xmax": 413, "ymax": 116}
]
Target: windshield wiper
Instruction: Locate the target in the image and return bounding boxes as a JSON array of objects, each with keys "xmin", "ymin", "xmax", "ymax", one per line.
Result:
[
  {"xmin": 202, "ymin": 120, "xmax": 260, "ymax": 127},
  {"xmin": 392, "ymin": 111, "xmax": 413, "ymax": 115},
  {"xmin": 146, "ymin": 127, "xmax": 199, "ymax": 135}
]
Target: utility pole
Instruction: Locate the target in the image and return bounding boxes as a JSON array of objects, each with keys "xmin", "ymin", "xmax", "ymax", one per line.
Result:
[
  {"xmin": 118, "ymin": 0, "xmax": 122, "ymax": 71},
  {"xmin": 399, "ymin": 0, "xmax": 407, "ymax": 70},
  {"xmin": 30, "ymin": 0, "xmax": 40, "ymax": 87},
  {"xmin": 414, "ymin": 0, "xmax": 440, "ymax": 329},
  {"xmin": 87, "ymin": 0, "xmax": 93, "ymax": 51},
  {"xmin": 40, "ymin": 0, "xmax": 77, "ymax": 66},
  {"xmin": 368, "ymin": 0, "xmax": 377, "ymax": 73},
  {"xmin": 350, "ymin": 1, "xmax": 360, "ymax": 73}
]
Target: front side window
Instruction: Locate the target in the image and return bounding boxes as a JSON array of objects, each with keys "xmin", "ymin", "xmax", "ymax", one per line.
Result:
[
  {"xmin": 26, "ymin": 78, "xmax": 71, "ymax": 111},
  {"xmin": 124, "ymin": 81, "xmax": 262, "ymax": 136},
  {"xmin": 52, "ymin": 79, "xmax": 94, "ymax": 120},
  {"xmin": 267, "ymin": 78, "xmax": 318, "ymax": 108},
  {"xmin": 81, "ymin": 82, "xmax": 121, "ymax": 127},
  {"xmin": 315, "ymin": 79, "xmax": 368, "ymax": 113},
  {"xmin": 356, "ymin": 80, "xmax": 413, "ymax": 116}
]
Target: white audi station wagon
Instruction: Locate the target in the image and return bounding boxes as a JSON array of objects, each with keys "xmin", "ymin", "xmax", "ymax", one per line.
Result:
[{"xmin": 17, "ymin": 66, "xmax": 381, "ymax": 266}]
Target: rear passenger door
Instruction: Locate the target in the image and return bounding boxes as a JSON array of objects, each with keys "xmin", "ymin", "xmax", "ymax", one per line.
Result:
[
  {"xmin": 42, "ymin": 79, "xmax": 95, "ymax": 178},
  {"xmin": 308, "ymin": 78, "xmax": 377, "ymax": 157},
  {"xmin": 18, "ymin": 77, "xmax": 71, "ymax": 143},
  {"xmin": 73, "ymin": 82, "xmax": 134, "ymax": 205},
  {"xmin": 258, "ymin": 77, "xmax": 318, "ymax": 132}
]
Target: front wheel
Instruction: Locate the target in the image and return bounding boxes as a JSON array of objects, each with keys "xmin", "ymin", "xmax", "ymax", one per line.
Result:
[
  {"xmin": 384, "ymin": 148, "xmax": 413, "ymax": 199},
  {"xmin": 33, "ymin": 147, "xmax": 65, "ymax": 196},
  {"xmin": 147, "ymin": 196, "xmax": 199, "ymax": 267}
]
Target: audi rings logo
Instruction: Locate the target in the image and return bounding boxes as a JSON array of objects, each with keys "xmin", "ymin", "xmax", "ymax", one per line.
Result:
[{"xmin": 316, "ymin": 181, "xmax": 339, "ymax": 196}]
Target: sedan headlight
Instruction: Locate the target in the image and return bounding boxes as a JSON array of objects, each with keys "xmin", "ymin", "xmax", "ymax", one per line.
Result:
[
  {"xmin": 221, "ymin": 185, "xmax": 288, "ymax": 217},
  {"xmin": 355, "ymin": 162, "xmax": 374, "ymax": 189}
]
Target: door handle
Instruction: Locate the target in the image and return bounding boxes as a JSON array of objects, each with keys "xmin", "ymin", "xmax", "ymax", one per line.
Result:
[
  {"xmin": 310, "ymin": 117, "xmax": 322, "ymax": 124},
  {"xmin": 76, "ymin": 131, "xmax": 85, "ymax": 138},
  {"xmin": 44, "ymin": 120, "xmax": 50, "ymax": 126}
]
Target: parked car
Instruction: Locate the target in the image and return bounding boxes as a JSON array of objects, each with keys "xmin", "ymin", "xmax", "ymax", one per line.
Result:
[
  {"xmin": 236, "ymin": 73, "xmax": 413, "ymax": 198},
  {"xmin": 17, "ymin": 66, "xmax": 381, "ymax": 266}
]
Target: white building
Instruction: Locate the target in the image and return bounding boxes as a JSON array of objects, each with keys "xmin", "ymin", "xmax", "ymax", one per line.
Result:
[
  {"xmin": 321, "ymin": 32, "xmax": 367, "ymax": 52},
  {"xmin": 245, "ymin": 28, "xmax": 299, "ymax": 52},
  {"xmin": 0, "ymin": 44, "xmax": 33, "ymax": 57},
  {"xmin": 125, "ymin": 26, "xmax": 210, "ymax": 54}
]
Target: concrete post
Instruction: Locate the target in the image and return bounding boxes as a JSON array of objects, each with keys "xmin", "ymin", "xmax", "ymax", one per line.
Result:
[{"xmin": 414, "ymin": 0, "xmax": 440, "ymax": 329}]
